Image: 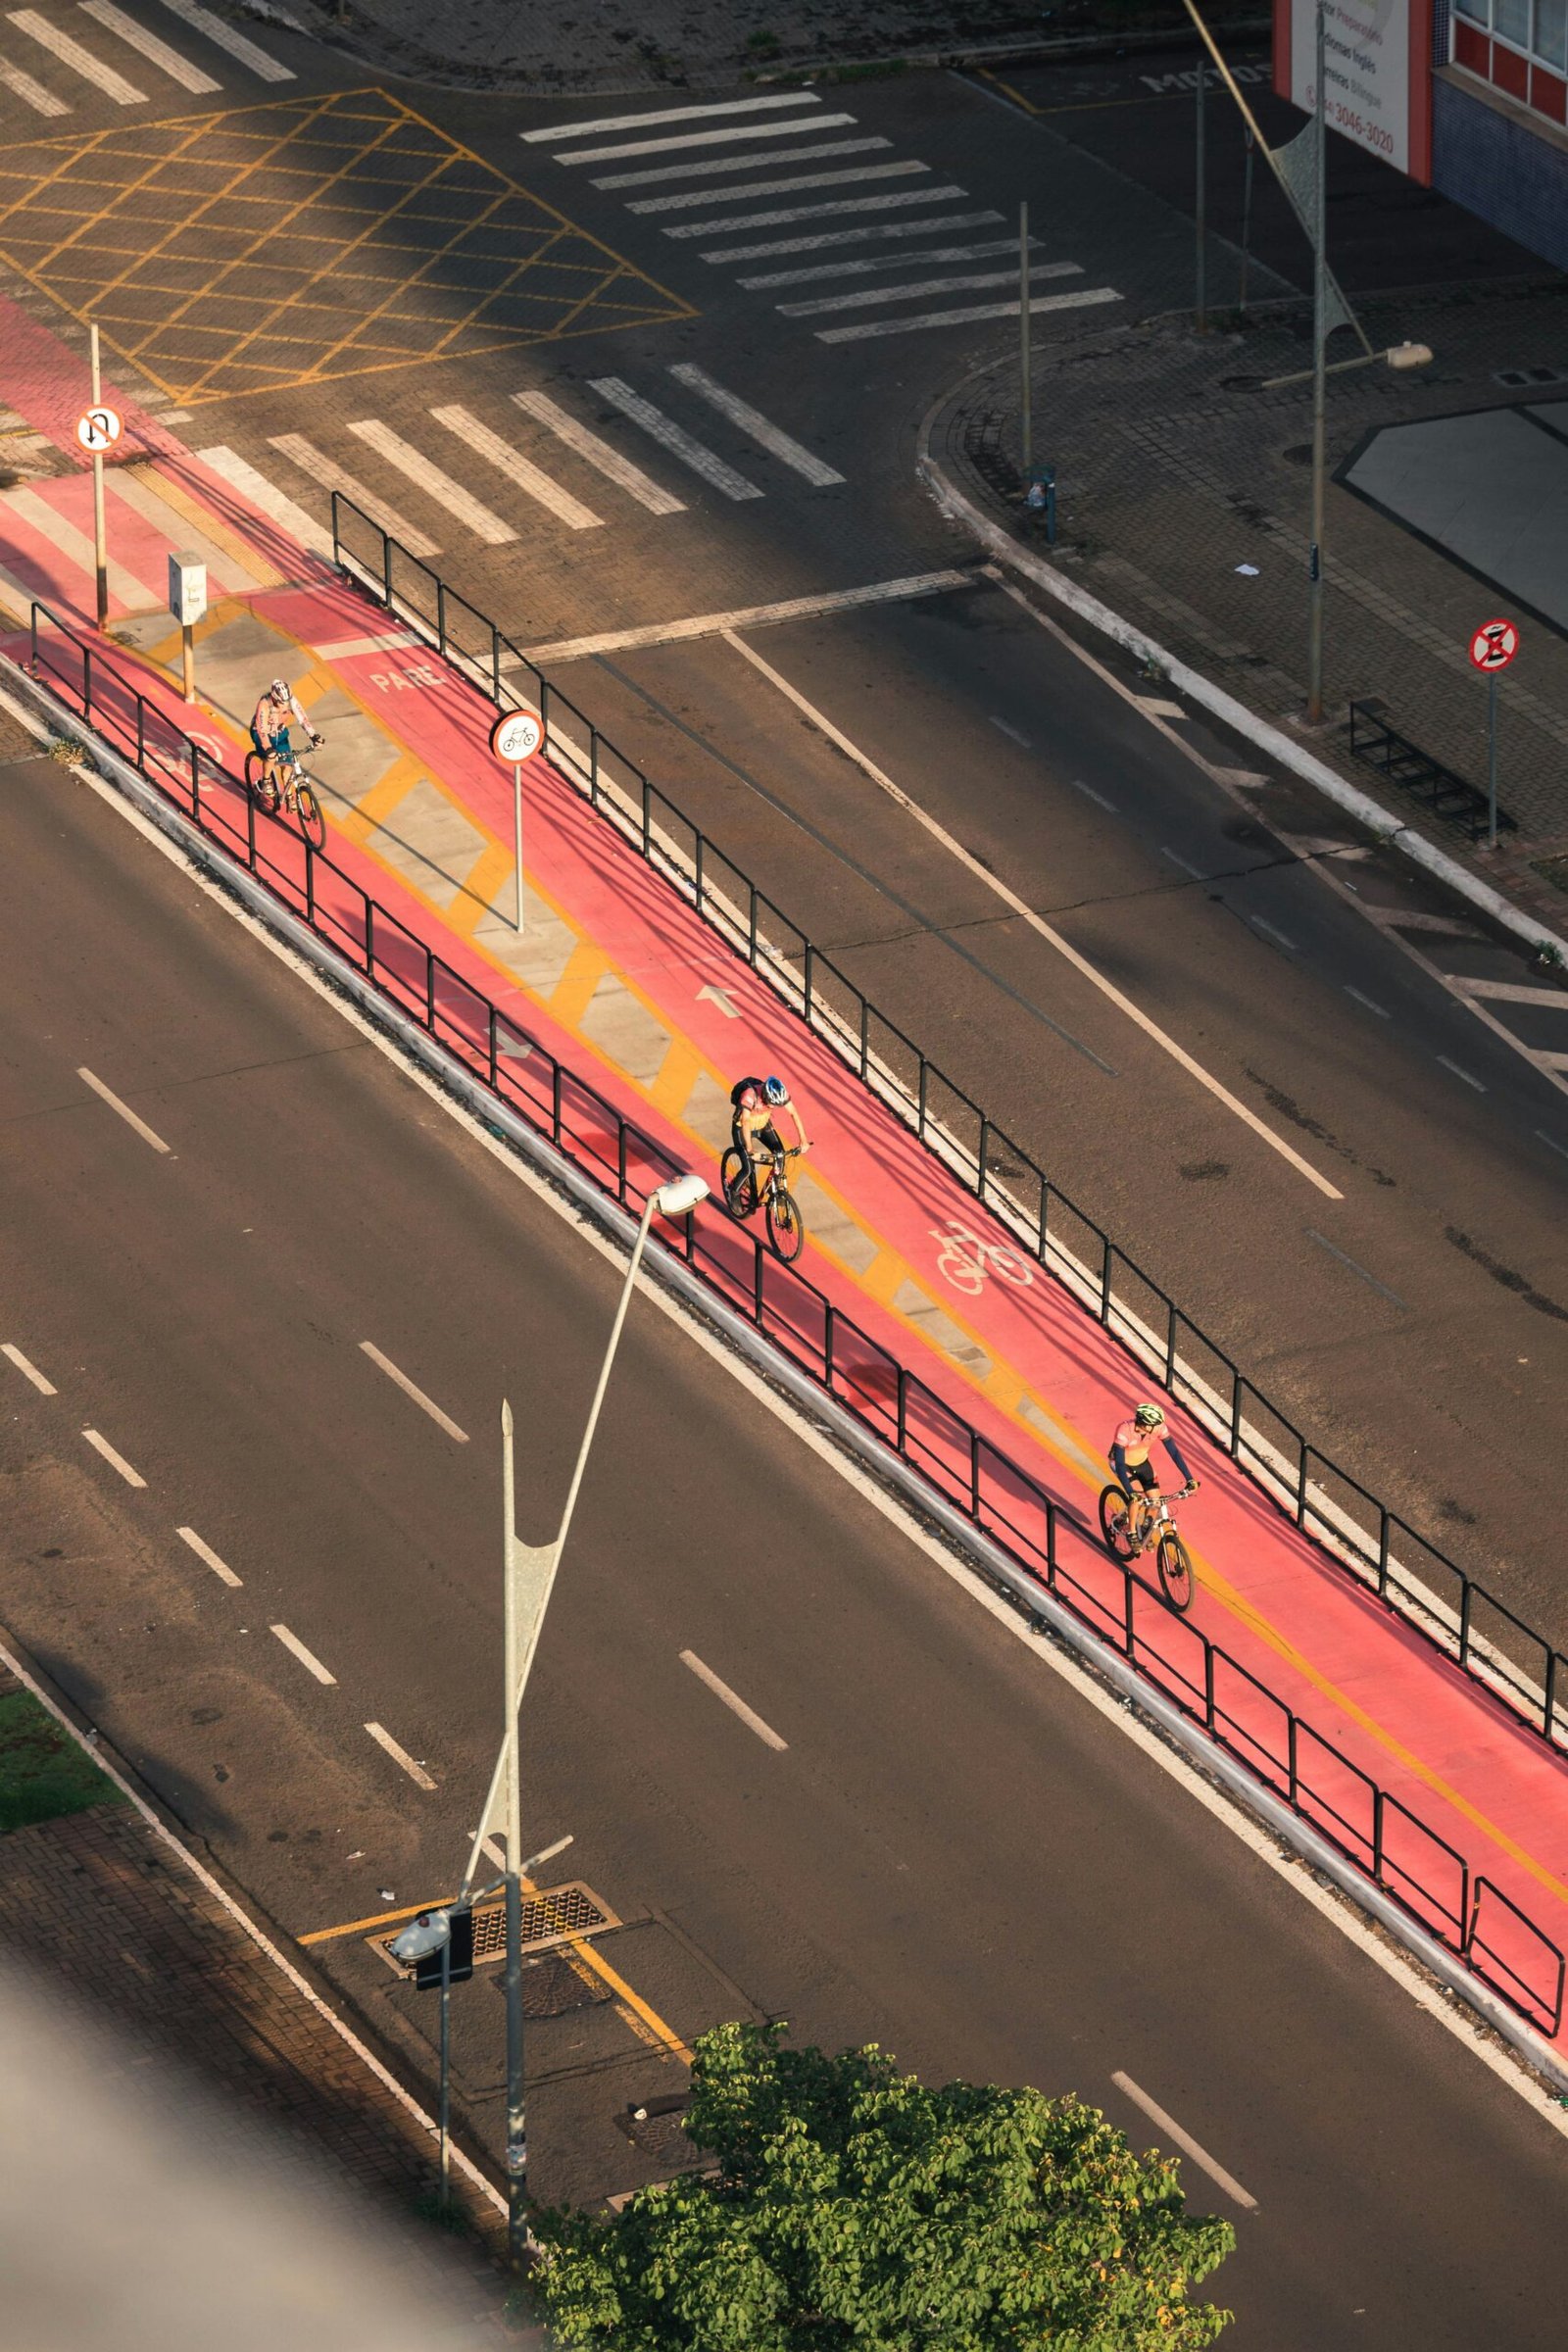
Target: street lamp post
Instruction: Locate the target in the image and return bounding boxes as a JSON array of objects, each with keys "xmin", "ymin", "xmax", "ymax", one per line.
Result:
[
  {"xmin": 458, "ymin": 1169, "xmax": 710, "ymax": 2271},
  {"xmin": 1306, "ymin": 0, "xmax": 1328, "ymax": 724}
]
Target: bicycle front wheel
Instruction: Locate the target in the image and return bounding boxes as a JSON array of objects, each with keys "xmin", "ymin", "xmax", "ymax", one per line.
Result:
[
  {"xmin": 1098, "ymin": 1483, "xmax": 1138, "ymax": 1562},
  {"xmin": 720, "ymin": 1148, "xmax": 758, "ymax": 1220},
  {"xmin": 295, "ymin": 779, "xmax": 326, "ymax": 850},
  {"xmin": 765, "ymin": 1188, "xmax": 805, "ymax": 1264},
  {"xmin": 1156, "ymin": 1531, "xmax": 1195, "ymax": 1613}
]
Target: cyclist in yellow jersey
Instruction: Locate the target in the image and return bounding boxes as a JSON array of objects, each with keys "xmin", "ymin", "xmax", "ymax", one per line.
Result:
[{"xmin": 1110, "ymin": 1401, "xmax": 1198, "ymax": 1502}]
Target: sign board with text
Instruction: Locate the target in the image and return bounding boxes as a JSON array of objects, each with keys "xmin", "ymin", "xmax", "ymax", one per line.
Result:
[{"xmin": 1274, "ymin": 0, "xmax": 1433, "ymax": 183}]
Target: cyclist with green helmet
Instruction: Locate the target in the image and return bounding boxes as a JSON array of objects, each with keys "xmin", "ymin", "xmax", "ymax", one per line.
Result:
[{"xmin": 1110, "ymin": 1401, "xmax": 1198, "ymax": 1504}]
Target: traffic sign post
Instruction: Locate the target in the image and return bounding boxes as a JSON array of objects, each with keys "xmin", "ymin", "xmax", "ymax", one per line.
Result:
[
  {"xmin": 75, "ymin": 323, "xmax": 122, "ymax": 631},
  {"xmin": 489, "ymin": 705, "xmax": 543, "ymax": 935},
  {"xmin": 168, "ymin": 552, "xmax": 207, "ymax": 704},
  {"xmin": 1469, "ymin": 618, "xmax": 1519, "ymax": 849}
]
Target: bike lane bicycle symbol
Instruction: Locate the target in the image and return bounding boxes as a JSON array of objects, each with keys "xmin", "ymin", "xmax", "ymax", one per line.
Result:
[{"xmin": 930, "ymin": 1219, "xmax": 1036, "ymax": 1298}]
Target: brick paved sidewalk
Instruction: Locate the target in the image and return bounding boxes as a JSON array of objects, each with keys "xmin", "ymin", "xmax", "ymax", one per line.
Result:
[
  {"xmin": 0, "ymin": 1657, "xmax": 522, "ymax": 2336},
  {"xmin": 928, "ymin": 275, "xmax": 1568, "ymax": 940}
]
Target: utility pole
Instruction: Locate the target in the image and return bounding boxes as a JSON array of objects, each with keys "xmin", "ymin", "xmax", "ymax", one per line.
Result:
[
  {"xmin": 1239, "ymin": 123, "xmax": 1255, "ymax": 313},
  {"xmin": 1306, "ymin": 0, "xmax": 1328, "ymax": 724},
  {"xmin": 89, "ymin": 323, "xmax": 108, "ymax": 627},
  {"xmin": 501, "ymin": 1398, "xmax": 527, "ymax": 2269},
  {"xmin": 1019, "ymin": 200, "xmax": 1032, "ymax": 476},
  {"xmin": 1195, "ymin": 62, "xmax": 1207, "ymax": 331}
]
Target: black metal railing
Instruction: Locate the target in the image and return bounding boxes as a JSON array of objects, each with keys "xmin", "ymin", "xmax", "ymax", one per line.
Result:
[
  {"xmin": 1348, "ymin": 699, "xmax": 1516, "ymax": 841},
  {"xmin": 325, "ymin": 499, "xmax": 1568, "ymax": 1759},
  {"xmin": 25, "ymin": 597, "xmax": 1566, "ymax": 2047}
]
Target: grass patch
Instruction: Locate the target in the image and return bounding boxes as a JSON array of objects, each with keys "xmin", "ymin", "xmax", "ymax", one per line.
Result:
[
  {"xmin": 1531, "ymin": 855, "xmax": 1568, "ymax": 900},
  {"xmin": 0, "ymin": 1688, "xmax": 124, "ymax": 1832}
]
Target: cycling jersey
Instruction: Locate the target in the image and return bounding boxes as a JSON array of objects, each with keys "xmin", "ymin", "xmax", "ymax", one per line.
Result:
[
  {"xmin": 1110, "ymin": 1419, "xmax": 1192, "ymax": 1492},
  {"xmin": 252, "ymin": 689, "xmax": 311, "ymax": 750},
  {"xmin": 730, "ymin": 1075, "xmax": 791, "ymax": 1112}
]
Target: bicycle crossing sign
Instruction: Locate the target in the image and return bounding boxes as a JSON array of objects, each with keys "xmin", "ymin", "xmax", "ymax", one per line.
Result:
[
  {"xmin": 489, "ymin": 706, "xmax": 542, "ymax": 764},
  {"xmin": 1469, "ymin": 617, "xmax": 1519, "ymax": 671},
  {"xmin": 75, "ymin": 406, "xmax": 122, "ymax": 453}
]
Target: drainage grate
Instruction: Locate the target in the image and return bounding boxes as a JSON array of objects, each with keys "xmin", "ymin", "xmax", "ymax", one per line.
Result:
[
  {"xmin": 1494, "ymin": 366, "xmax": 1566, "ymax": 388},
  {"xmin": 369, "ymin": 1881, "xmax": 618, "ymax": 1977}
]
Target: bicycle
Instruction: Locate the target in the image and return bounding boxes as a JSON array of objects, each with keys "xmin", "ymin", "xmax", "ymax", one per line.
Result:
[
  {"xmin": 245, "ymin": 729, "xmax": 326, "ymax": 851},
  {"xmin": 721, "ymin": 1142, "xmax": 807, "ymax": 1264},
  {"xmin": 1098, "ymin": 1480, "xmax": 1199, "ymax": 1612}
]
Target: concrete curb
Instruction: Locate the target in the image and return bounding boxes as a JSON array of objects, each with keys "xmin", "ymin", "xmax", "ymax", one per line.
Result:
[
  {"xmin": 917, "ymin": 448, "xmax": 1568, "ymax": 971},
  {"xmin": 13, "ymin": 648, "xmax": 1566, "ymax": 2105}
]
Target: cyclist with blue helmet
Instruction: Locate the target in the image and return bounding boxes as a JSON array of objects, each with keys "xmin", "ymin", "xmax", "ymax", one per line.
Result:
[{"xmin": 729, "ymin": 1070, "xmax": 809, "ymax": 1183}]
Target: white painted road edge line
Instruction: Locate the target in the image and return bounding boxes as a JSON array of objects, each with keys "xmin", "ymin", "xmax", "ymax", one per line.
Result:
[
  {"xmin": 522, "ymin": 569, "xmax": 968, "ymax": 665},
  {"xmin": 82, "ymin": 1427, "xmax": 146, "ymax": 1487},
  {"xmin": 720, "ymin": 630, "xmax": 1345, "ymax": 1202},
  {"xmin": 365, "ymin": 1721, "xmax": 437, "ymax": 1788},
  {"xmin": 359, "ymin": 1341, "xmax": 470, "ymax": 1443},
  {"xmin": 679, "ymin": 1648, "xmax": 789, "ymax": 1750},
  {"xmin": 78, "ymin": 1064, "xmax": 172, "ymax": 1154},
  {"xmin": 0, "ymin": 1628, "xmax": 503, "ymax": 2216},
  {"xmin": 918, "ymin": 447, "xmax": 1568, "ymax": 972},
  {"xmin": 176, "ymin": 1524, "xmax": 242, "ymax": 1587},
  {"xmin": 1111, "ymin": 2072, "xmax": 1258, "ymax": 2211},
  {"xmin": 25, "ymin": 658, "xmax": 1568, "ymax": 2135},
  {"xmin": 270, "ymin": 1622, "xmax": 337, "ymax": 1685},
  {"xmin": 2, "ymin": 1341, "xmax": 56, "ymax": 1394},
  {"xmin": 1438, "ymin": 1054, "xmax": 1488, "ymax": 1093}
]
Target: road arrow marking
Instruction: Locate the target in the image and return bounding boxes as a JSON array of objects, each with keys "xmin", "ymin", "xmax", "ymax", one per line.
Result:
[{"xmin": 698, "ymin": 983, "xmax": 740, "ymax": 1017}]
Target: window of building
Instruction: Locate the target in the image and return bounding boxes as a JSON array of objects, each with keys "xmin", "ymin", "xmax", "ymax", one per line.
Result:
[{"xmin": 1452, "ymin": 0, "xmax": 1568, "ymax": 117}]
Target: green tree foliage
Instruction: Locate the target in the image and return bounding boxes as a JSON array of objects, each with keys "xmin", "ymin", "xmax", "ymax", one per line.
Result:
[{"xmin": 533, "ymin": 2022, "xmax": 1235, "ymax": 2349}]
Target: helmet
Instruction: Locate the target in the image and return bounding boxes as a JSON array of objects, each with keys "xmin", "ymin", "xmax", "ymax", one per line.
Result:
[
  {"xmin": 1133, "ymin": 1402, "xmax": 1165, "ymax": 1431},
  {"xmin": 762, "ymin": 1075, "xmax": 788, "ymax": 1105},
  {"xmin": 269, "ymin": 677, "xmax": 291, "ymax": 703}
]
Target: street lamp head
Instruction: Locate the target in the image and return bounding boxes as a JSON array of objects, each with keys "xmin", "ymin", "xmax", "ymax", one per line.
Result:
[
  {"xmin": 388, "ymin": 1909, "xmax": 451, "ymax": 1964},
  {"xmin": 1386, "ymin": 341, "xmax": 1433, "ymax": 370},
  {"xmin": 652, "ymin": 1172, "xmax": 709, "ymax": 1218}
]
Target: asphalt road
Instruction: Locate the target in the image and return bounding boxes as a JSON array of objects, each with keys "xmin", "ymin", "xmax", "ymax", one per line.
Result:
[{"xmin": 1, "ymin": 741, "xmax": 1566, "ymax": 2345}]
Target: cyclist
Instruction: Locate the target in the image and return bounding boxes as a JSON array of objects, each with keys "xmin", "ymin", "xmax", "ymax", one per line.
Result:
[
  {"xmin": 251, "ymin": 676, "xmax": 319, "ymax": 787},
  {"xmin": 1110, "ymin": 1401, "xmax": 1198, "ymax": 1507},
  {"xmin": 729, "ymin": 1072, "xmax": 809, "ymax": 1189}
]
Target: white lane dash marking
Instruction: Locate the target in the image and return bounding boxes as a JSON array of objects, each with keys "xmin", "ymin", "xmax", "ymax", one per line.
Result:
[
  {"xmin": 2, "ymin": 1342, "xmax": 56, "ymax": 1395},
  {"xmin": 176, "ymin": 1525, "xmax": 242, "ymax": 1587},
  {"xmin": 521, "ymin": 93, "xmax": 823, "ymax": 141},
  {"xmin": 521, "ymin": 570, "xmax": 967, "ymax": 666},
  {"xmin": 989, "ymin": 715, "xmax": 1030, "ymax": 747},
  {"xmin": 1111, "ymin": 2072, "xmax": 1257, "ymax": 2211},
  {"xmin": 1072, "ymin": 777, "xmax": 1117, "ymax": 811},
  {"xmin": 596, "ymin": 136, "xmax": 888, "ymax": 190},
  {"xmin": 8, "ymin": 10, "xmax": 144, "ymax": 101},
  {"xmin": 561, "ymin": 111, "xmax": 855, "ymax": 167},
  {"xmin": 1344, "ymin": 985, "xmax": 1391, "ymax": 1018},
  {"xmin": 0, "ymin": 57, "xmax": 69, "ymax": 111},
  {"xmin": 630, "ymin": 158, "xmax": 925, "ymax": 215},
  {"xmin": 1249, "ymin": 915, "xmax": 1298, "ymax": 954},
  {"xmin": 155, "ymin": 0, "xmax": 292, "ymax": 76},
  {"xmin": 78, "ymin": 1065, "xmax": 172, "ymax": 1154},
  {"xmin": 82, "ymin": 1428, "xmax": 146, "ymax": 1487},
  {"xmin": 271, "ymin": 1622, "xmax": 336, "ymax": 1685},
  {"xmin": 360, "ymin": 1341, "xmax": 469, "ymax": 1443},
  {"xmin": 1304, "ymin": 1229, "xmax": 1405, "ymax": 1309},
  {"xmin": 1437, "ymin": 1054, "xmax": 1487, "ymax": 1093},
  {"xmin": 430, "ymin": 405, "xmax": 604, "ymax": 530},
  {"xmin": 1160, "ymin": 846, "xmax": 1203, "ymax": 877},
  {"xmin": 347, "ymin": 420, "xmax": 516, "ymax": 545},
  {"xmin": 667, "ymin": 363, "xmax": 844, "ymax": 486},
  {"xmin": 680, "ymin": 1648, "xmax": 788, "ymax": 1750},
  {"xmin": 513, "ymin": 389, "xmax": 685, "ymax": 515},
  {"xmin": 1136, "ymin": 697, "xmax": 1187, "ymax": 718},
  {"xmin": 366, "ymin": 1721, "xmax": 436, "ymax": 1788},
  {"xmin": 586, "ymin": 377, "xmax": 762, "ymax": 501},
  {"xmin": 79, "ymin": 0, "xmax": 220, "ymax": 90},
  {"xmin": 1456, "ymin": 976, "xmax": 1568, "ymax": 1008},
  {"xmin": 1536, "ymin": 1128, "xmax": 1568, "ymax": 1162}
]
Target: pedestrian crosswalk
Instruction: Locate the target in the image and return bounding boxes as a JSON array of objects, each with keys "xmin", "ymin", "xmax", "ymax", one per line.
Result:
[
  {"xmin": 196, "ymin": 366, "xmax": 846, "ymax": 572},
  {"xmin": 519, "ymin": 90, "xmax": 1122, "ymax": 347},
  {"xmin": 0, "ymin": 0, "xmax": 291, "ymax": 114}
]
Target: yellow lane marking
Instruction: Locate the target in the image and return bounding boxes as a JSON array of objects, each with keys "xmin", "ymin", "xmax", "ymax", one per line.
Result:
[
  {"xmin": 548, "ymin": 938, "xmax": 614, "ymax": 1030},
  {"xmin": 142, "ymin": 464, "xmax": 284, "ymax": 590},
  {"xmin": 336, "ymin": 755, "xmax": 423, "ymax": 854},
  {"xmin": 646, "ymin": 1037, "xmax": 709, "ymax": 1124},
  {"xmin": 447, "ymin": 841, "xmax": 514, "ymax": 937},
  {"xmin": 300, "ymin": 1897, "xmax": 443, "ymax": 1944}
]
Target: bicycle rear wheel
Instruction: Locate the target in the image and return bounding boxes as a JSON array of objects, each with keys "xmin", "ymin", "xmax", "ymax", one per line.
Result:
[
  {"xmin": 720, "ymin": 1148, "xmax": 758, "ymax": 1219},
  {"xmin": 765, "ymin": 1188, "xmax": 804, "ymax": 1264},
  {"xmin": 1155, "ymin": 1531, "xmax": 1195, "ymax": 1613},
  {"xmin": 295, "ymin": 779, "xmax": 326, "ymax": 851},
  {"xmin": 246, "ymin": 751, "xmax": 279, "ymax": 812},
  {"xmin": 1098, "ymin": 1483, "xmax": 1138, "ymax": 1561}
]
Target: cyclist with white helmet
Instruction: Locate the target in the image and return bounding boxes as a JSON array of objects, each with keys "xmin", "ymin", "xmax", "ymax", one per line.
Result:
[
  {"xmin": 1109, "ymin": 1401, "xmax": 1198, "ymax": 1504},
  {"xmin": 251, "ymin": 676, "xmax": 318, "ymax": 771},
  {"xmin": 729, "ymin": 1072, "xmax": 809, "ymax": 1184}
]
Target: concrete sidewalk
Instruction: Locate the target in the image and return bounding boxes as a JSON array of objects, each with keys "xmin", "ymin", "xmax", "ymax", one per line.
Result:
[{"xmin": 927, "ymin": 277, "xmax": 1568, "ymax": 937}]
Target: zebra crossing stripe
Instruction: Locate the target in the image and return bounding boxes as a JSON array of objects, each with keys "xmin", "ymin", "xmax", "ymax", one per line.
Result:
[
  {"xmin": 348, "ymin": 420, "xmax": 515, "ymax": 545},
  {"xmin": 520, "ymin": 93, "xmax": 822, "ymax": 142},
  {"xmin": 664, "ymin": 186, "xmax": 968, "ymax": 239},
  {"xmin": 629, "ymin": 160, "xmax": 929, "ymax": 216},
  {"xmin": 700, "ymin": 210, "xmax": 1003, "ymax": 264},
  {"xmin": 430, "ymin": 405, "xmax": 604, "ymax": 531},
  {"xmin": 816, "ymin": 286, "xmax": 1122, "ymax": 344},
  {"xmin": 741, "ymin": 236, "xmax": 1027, "ymax": 289},
  {"xmin": 559, "ymin": 111, "xmax": 857, "ymax": 167},
  {"xmin": 593, "ymin": 136, "xmax": 889, "ymax": 190},
  {"xmin": 270, "ymin": 433, "xmax": 440, "ymax": 561},
  {"xmin": 586, "ymin": 378, "xmax": 762, "ymax": 502},
  {"xmin": 0, "ymin": 57, "xmax": 68, "ymax": 111},
  {"xmin": 9, "ymin": 9, "xmax": 144, "ymax": 101},
  {"xmin": 779, "ymin": 261, "xmax": 1084, "ymax": 318},
  {"xmin": 156, "ymin": 0, "xmax": 293, "ymax": 77},
  {"xmin": 196, "ymin": 445, "xmax": 333, "ymax": 561},
  {"xmin": 667, "ymin": 366, "xmax": 843, "ymax": 487},
  {"xmin": 512, "ymin": 390, "xmax": 685, "ymax": 516},
  {"xmin": 79, "ymin": 0, "xmax": 220, "ymax": 89}
]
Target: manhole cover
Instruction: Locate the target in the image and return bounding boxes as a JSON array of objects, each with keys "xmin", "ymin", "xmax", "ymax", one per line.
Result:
[{"xmin": 498, "ymin": 1951, "xmax": 612, "ymax": 2019}]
